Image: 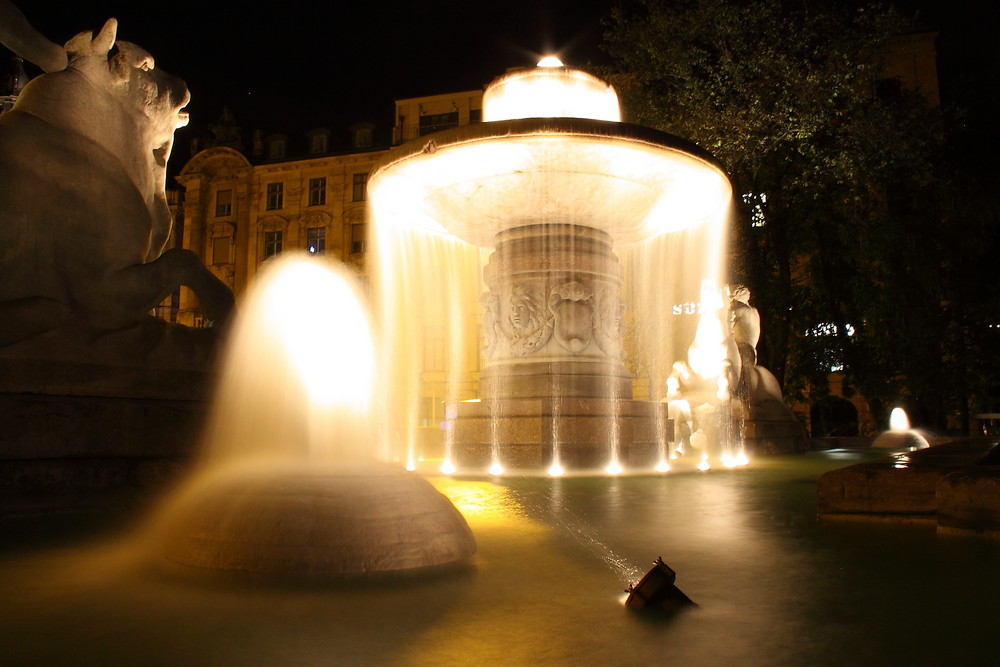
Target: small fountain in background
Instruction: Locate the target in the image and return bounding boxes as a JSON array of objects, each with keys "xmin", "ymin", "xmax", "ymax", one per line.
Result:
[
  {"xmin": 872, "ymin": 407, "xmax": 934, "ymax": 450},
  {"xmin": 154, "ymin": 253, "xmax": 475, "ymax": 577}
]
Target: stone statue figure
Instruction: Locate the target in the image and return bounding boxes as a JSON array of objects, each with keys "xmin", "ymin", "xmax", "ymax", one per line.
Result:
[
  {"xmin": 727, "ymin": 284, "xmax": 761, "ymax": 400},
  {"xmin": 725, "ymin": 284, "xmax": 797, "ymax": 421},
  {"xmin": 0, "ymin": 3, "xmax": 234, "ymax": 359}
]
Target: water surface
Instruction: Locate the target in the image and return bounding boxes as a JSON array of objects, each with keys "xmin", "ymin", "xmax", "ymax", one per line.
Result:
[{"xmin": 2, "ymin": 449, "xmax": 996, "ymax": 665}]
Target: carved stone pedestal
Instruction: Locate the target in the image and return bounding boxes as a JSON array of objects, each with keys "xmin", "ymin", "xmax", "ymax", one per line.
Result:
[
  {"xmin": 479, "ymin": 224, "xmax": 631, "ymax": 399},
  {"xmin": 449, "ymin": 223, "xmax": 672, "ymax": 472},
  {"xmin": 448, "ymin": 397, "xmax": 671, "ymax": 472}
]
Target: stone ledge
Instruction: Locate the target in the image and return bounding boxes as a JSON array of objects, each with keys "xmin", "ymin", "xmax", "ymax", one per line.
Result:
[
  {"xmin": 817, "ymin": 439, "xmax": 1000, "ymax": 537},
  {"xmin": 937, "ymin": 468, "xmax": 1000, "ymax": 538}
]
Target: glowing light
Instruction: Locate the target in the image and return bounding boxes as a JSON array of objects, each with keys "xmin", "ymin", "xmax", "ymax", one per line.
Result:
[
  {"xmin": 655, "ymin": 460, "xmax": 671, "ymax": 473},
  {"xmin": 735, "ymin": 452, "xmax": 750, "ymax": 466},
  {"xmin": 203, "ymin": 253, "xmax": 377, "ymax": 462},
  {"xmin": 537, "ymin": 56, "xmax": 564, "ymax": 68},
  {"xmin": 488, "ymin": 462, "xmax": 505, "ymax": 476},
  {"xmin": 697, "ymin": 456, "xmax": 711, "ymax": 472},
  {"xmin": 716, "ymin": 376, "xmax": 730, "ymax": 402},
  {"xmin": 548, "ymin": 462, "xmax": 565, "ymax": 477},
  {"xmin": 368, "ymin": 123, "xmax": 732, "ymax": 247},
  {"xmin": 439, "ymin": 459, "xmax": 456, "ymax": 475},
  {"xmin": 890, "ymin": 408, "xmax": 910, "ymax": 432},
  {"xmin": 893, "ymin": 454, "xmax": 910, "ymax": 470},
  {"xmin": 483, "ymin": 65, "xmax": 620, "ymax": 122},
  {"xmin": 688, "ymin": 281, "xmax": 729, "ymax": 382},
  {"xmin": 721, "ymin": 454, "xmax": 738, "ymax": 468},
  {"xmin": 255, "ymin": 256, "xmax": 375, "ymax": 408},
  {"xmin": 405, "ymin": 460, "xmax": 416, "ymax": 472},
  {"xmin": 605, "ymin": 461, "xmax": 623, "ymax": 475}
]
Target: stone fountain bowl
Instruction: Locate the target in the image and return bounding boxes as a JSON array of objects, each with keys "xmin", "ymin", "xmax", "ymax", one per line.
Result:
[
  {"xmin": 158, "ymin": 460, "xmax": 476, "ymax": 578},
  {"xmin": 369, "ymin": 118, "xmax": 732, "ymax": 248}
]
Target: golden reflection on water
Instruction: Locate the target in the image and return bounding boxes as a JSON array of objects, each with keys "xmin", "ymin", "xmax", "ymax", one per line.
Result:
[{"xmin": 4, "ymin": 453, "xmax": 1000, "ymax": 665}]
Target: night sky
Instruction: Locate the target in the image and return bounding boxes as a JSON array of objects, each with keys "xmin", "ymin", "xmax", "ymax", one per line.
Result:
[
  {"xmin": 2, "ymin": 1, "xmax": 996, "ymax": 145},
  {"xmin": 3, "ymin": 0, "xmax": 614, "ymax": 136}
]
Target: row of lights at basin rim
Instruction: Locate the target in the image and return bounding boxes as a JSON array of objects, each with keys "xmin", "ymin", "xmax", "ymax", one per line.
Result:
[{"xmin": 403, "ymin": 452, "xmax": 751, "ymax": 477}]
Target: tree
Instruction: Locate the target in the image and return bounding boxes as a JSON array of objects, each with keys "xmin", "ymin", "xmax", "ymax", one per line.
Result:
[{"xmin": 601, "ymin": 0, "xmax": 984, "ymax": 432}]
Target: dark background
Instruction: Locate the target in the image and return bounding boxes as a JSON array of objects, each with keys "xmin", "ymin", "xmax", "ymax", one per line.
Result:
[{"xmin": 2, "ymin": 1, "xmax": 995, "ymax": 152}]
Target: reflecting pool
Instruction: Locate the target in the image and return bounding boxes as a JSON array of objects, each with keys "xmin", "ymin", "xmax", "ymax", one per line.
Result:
[{"xmin": 2, "ymin": 449, "xmax": 997, "ymax": 665}]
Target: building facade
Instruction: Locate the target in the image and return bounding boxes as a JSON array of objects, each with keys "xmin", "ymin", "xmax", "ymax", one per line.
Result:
[{"xmin": 171, "ymin": 90, "xmax": 484, "ymax": 326}]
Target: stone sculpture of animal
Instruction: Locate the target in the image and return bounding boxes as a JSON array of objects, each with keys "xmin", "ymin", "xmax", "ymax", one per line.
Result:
[{"xmin": 0, "ymin": 3, "xmax": 233, "ymax": 347}]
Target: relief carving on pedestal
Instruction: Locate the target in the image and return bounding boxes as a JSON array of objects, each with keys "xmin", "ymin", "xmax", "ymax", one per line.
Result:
[
  {"xmin": 505, "ymin": 282, "xmax": 552, "ymax": 355},
  {"xmin": 483, "ymin": 278, "xmax": 625, "ymax": 360},
  {"xmin": 594, "ymin": 287, "xmax": 625, "ymax": 359},
  {"xmin": 548, "ymin": 281, "xmax": 594, "ymax": 353}
]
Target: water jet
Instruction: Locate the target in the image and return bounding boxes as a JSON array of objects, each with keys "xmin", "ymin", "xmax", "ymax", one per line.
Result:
[
  {"xmin": 155, "ymin": 254, "xmax": 476, "ymax": 578},
  {"xmin": 370, "ymin": 61, "xmax": 735, "ymax": 474}
]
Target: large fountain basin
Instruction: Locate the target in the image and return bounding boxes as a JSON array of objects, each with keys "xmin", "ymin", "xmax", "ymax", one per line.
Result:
[
  {"xmin": 370, "ymin": 118, "xmax": 732, "ymax": 248},
  {"xmin": 159, "ymin": 461, "xmax": 476, "ymax": 577}
]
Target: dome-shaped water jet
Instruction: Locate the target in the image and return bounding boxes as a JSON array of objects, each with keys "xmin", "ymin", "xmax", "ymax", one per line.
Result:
[{"xmin": 154, "ymin": 253, "xmax": 476, "ymax": 577}]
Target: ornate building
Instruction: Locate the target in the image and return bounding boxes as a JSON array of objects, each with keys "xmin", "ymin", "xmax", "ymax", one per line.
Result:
[{"xmin": 170, "ymin": 89, "xmax": 484, "ymax": 327}]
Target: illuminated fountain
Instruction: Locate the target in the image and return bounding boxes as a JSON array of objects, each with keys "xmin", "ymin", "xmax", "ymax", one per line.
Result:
[
  {"xmin": 370, "ymin": 60, "xmax": 733, "ymax": 474},
  {"xmin": 872, "ymin": 407, "xmax": 936, "ymax": 450},
  {"xmin": 155, "ymin": 254, "xmax": 476, "ymax": 577}
]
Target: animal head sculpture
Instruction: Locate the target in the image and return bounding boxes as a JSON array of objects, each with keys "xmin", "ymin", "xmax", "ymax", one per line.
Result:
[
  {"xmin": 70, "ymin": 20, "xmax": 189, "ymax": 166},
  {"xmin": 0, "ymin": 2, "xmax": 232, "ymax": 344}
]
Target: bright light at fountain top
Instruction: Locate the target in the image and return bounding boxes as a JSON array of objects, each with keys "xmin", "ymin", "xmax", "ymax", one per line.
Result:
[{"xmin": 482, "ymin": 58, "xmax": 621, "ymax": 122}]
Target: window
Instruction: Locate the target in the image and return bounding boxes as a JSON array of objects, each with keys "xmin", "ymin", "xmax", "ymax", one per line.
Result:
[
  {"xmin": 307, "ymin": 227, "xmax": 326, "ymax": 255},
  {"xmin": 215, "ymin": 189, "xmax": 232, "ymax": 217},
  {"xmin": 352, "ymin": 172, "xmax": 368, "ymax": 202},
  {"xmin": 469, "ymin": 108, "xmax": 482, "ymax": 124},
  {"xmin": 266, "ymin": 182, "xmax": 283, "ymax": 210},
  {"xmin": 310, "ymin": 134, "xmax": 328, "ymax": 154},
  {"xmin": 212, "ymin": 235, "xmax": 231, "ymax": 265},
  {"xmin": 351, "ymin": 223, "xmax": 367, "ymax": 253},
  {"xmin": 263, "ymin": 230, "xmax": 283, "ymax": 259},
  {"xmin": 419, "ymin": 111, "xmax": 459, "ymax": 136},
  {"xmin": 308, "ymin": 177, "xmax": 326, "ymax": 206},
  {"xmin": 352, "ymin": 126, "xmax": 373, "ymax": 148},
  {"xmin": 267, "ymin": 137, "xmax": 286, "ymax": 159}
]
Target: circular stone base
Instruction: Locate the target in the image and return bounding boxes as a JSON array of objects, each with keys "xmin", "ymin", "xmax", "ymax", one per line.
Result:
[{"xmin": 159, "ymin": 461, "xmax": 476, "ymax": 577}]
